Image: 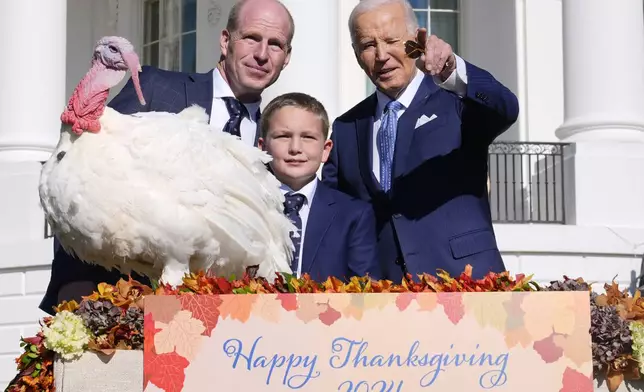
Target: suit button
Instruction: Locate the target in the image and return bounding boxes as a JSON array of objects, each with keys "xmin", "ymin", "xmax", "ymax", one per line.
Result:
[
  {"xmin": 392, "ymin": 213, "xmax": 401, "ymax": 218},
  {"xmin": 476, "ymin": 92, "xmax": 488, "ymax": 102}
]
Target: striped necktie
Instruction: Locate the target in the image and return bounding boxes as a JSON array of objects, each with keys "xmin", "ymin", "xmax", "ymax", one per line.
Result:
[{"xmin": 377, "ymin": 100, "xmax": 403, "ymax": 191}]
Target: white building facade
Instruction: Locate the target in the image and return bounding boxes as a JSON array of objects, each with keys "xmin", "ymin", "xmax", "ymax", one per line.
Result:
[{"xmin": 1, "ymin": 0, "xmax": 644, "ymax": 385}]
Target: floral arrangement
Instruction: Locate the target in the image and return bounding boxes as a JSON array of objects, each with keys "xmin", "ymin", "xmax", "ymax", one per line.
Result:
[{"xmin": 2, "ymin": 265, "xmax": 642, "ymax": 392}]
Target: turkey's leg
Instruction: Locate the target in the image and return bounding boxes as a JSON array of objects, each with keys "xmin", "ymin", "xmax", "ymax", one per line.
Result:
[{"xmin": 160, "ymin": 258, "xmax": 190, "ymax": 288}]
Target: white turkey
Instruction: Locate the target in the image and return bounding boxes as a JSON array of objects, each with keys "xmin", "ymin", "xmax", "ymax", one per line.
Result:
[{"xmin": 39, "ymin": 36, "xmax": 296, "ymax": 286}]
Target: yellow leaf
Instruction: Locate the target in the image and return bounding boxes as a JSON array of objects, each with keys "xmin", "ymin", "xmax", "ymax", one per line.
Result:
[
  {"xmin": 218, "ymin": 295, "xmax": 258, "ymax": 323},
  {"xmin": 523, "ymin": 293, "xmax": 576, "ymax": 341},
  {"xmin": 462, "ymin": 292, "xmax": 510, "ymax": 333},
  {"xmin": 363, "ymin": 293, "xmax": 391, "ymax": 311},
  {"xmin": 415, "ymin": 293, "xmax": 438, "ymax": 311}
]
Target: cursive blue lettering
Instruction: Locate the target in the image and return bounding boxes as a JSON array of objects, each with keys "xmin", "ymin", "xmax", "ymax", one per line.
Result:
[
  {"xmin": 222, "ymin": 336, "xmax": 320, "ymax": 388},
  {"xmin": 328, "ymin": 339, "xmax": 510, "ymax": 388}
]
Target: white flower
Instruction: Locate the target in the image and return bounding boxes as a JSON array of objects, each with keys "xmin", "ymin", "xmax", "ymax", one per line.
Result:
[{"xmin": 42, "ymin": 310, "xmax": 92, "ymax": 361}]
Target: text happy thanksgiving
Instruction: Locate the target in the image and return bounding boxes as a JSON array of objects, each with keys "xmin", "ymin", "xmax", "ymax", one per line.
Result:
[{"xmin": 222, "ymin": 336, "xmax": 509, "ymax": 390}]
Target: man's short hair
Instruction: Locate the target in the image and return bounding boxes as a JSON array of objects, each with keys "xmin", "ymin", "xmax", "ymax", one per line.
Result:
[
  {"xmin": 348, "ymin": 0, "xmax": 418, "ymax": 46},
  {"xmin": 260, "ymin": 93, "xmax": 330, "ymax": 139},
  {"xmin": 226, "ymin": 0, "xmax": 295, "ymax": 46}
]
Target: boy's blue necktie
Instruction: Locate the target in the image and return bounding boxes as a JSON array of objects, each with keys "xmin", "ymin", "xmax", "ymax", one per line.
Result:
[{"xmin": 284, "ymin": 193, "xmax": 306, "ymax": 274}]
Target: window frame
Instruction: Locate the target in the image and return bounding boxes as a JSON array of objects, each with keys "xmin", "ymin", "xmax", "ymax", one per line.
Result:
[{"xmin": 142, "ymin": 0, "xmax": 197, "ymax": 72}]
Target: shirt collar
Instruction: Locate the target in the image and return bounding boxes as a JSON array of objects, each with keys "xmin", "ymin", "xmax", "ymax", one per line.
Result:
[
  {"xmin": 212, "ymin": 68, "xmax": 261, "ymax": 121},
  {"xmin": 279, "ymin": 177, "xmax": 318, "ymax": 206},
  {"xmin": 375, "ymin": 69, "xmax": 424, "ymax": 119}
]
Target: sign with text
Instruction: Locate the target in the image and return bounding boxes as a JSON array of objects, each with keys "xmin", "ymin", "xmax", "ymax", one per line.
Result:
[{"xmin": 143, "ymin": 292, "xmax": 593, "ymax": 392}]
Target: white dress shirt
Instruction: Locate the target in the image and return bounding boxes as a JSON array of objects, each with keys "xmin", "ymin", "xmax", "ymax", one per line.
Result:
[
  {"xmin": 280, "ymin": 178, "xmax": 318, "ymax": 277},
  {"xmin": 371, "ymin": 54, "xmax": 469, "ymax": 181},
  {"xmin": 209, "ymin": 68, "xmax": 261, "ymax": 146}
]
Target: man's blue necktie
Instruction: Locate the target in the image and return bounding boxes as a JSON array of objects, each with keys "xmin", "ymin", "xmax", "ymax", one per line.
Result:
[
  {"xmin": 222, "ymin": 97, "xmax": 248, "ymax": 138},
  {"xmin": 377, "ymin": 100, "xmax": 403, "ymax": 191},
  {"xmin": 284, "ymin": 193, "xmax": 306, "ymax": 274}
]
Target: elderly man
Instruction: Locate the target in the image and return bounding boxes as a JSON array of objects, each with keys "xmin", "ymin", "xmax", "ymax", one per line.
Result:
[
  {"xmin": 322, "ymin": 0, "xmax": 519, "ymax": 281},
  {"xmin": 40, "ymin": 0, "xmax": 295, "ymax": 314}
]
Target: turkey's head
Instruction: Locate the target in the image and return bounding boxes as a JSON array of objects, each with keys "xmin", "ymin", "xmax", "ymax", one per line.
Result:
[
  {"xmin": 93, "ymin": 36, "xmax": 145, "ymax": 106},
  {"xmin": 61, "ymin": 36, "xmax": 145, "ymax": 135}
]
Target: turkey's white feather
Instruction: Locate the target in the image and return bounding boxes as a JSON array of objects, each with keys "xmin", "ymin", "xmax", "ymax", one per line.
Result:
[{"xmin": 39, "ymin": 105, "xmax": 296, "ymax": 285}]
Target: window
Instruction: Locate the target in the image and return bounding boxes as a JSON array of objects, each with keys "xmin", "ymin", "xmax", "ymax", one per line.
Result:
[
  {"xmin": 366, "ymin": 0, "xmax": 460, "ymax": 95},
  {"xmin": 143, "ymin": 0, "xmax": 197, "ymax": 72}
]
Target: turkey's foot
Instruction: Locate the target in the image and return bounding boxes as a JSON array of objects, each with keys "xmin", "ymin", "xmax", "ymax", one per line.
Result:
[{"xmin": 160, "ymin": 259, "xmax": 190, "ymax": 288}]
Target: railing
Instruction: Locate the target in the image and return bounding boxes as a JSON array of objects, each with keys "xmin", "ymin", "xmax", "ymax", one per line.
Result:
[{"xmin": 488, "ymin": 142, "xmax": 569, "ymax": 224}]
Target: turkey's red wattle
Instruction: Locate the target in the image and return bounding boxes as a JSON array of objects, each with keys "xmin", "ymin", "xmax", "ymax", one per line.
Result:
[{"xmin": 60, "ymin": 63, "xmax": 112, "ymax": 135}]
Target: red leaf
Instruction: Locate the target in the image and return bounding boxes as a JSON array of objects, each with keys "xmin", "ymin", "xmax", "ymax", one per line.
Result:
[
  {"xmin": 395, "ymin": 293, "xmax": 416, "ymax": 311},
  {"xmin": 144, "ymin": 313, "xmax": 160, "ymax": 355},
  {"xmin": 559, "ymin": 367, "xmax": 593, "ymax": 392},
  {"xmin": 277, "ymin": 293, "xmax": 298, "ymax": 311},
  {"xmin": 533, "ymin": 334, "xmax": 564, "ymax": 363},
  {"xmin": 215, "ymin": 277, "xmax": 232, "ymax": 294},
  {"xmin": 319, "ymin": 305, "xmax": 342, "ymax": 326},
  {"xmin": 144, "ymin": 351, "xmax": 190, "ymax": 392},
  {"xmin": 179, "ymin": 295, "xmax": 222, "ymax": 337},
  {"xmin": 438, "ymin": 293, "xmax": 464, "ymax": 324}
]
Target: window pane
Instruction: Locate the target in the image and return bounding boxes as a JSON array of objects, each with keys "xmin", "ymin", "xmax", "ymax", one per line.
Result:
[
  {"xmin": 430, "ymin": 0, "xmax": 458, "ymax": 10},
  {"xmin": 182, "ymin": 0, "xmax": 197, "ymax": 32},
  {"xmin": 181, "ymin": 32, "xmax": 197, "ymax": 72},
  {"xmin": 414, "ymin": 10, "xmax": 428, "ymax": 29},
  {"xmin": 144, "ymin": 43, "xmax": 160, "ymax": 68},
  {"xmin": 430, "ymin": 11, "xmax": 458, "ymax": 53},
  {"xmin": 408, "ymin": 0, "xmax": 428, "ymax": 8},
  {"xmin": 144, "ymin": 0, "xmax": 160, "ymax": 43},
  {"xmin": 162, "ymin": 0, "xmax": 181, "ymax": 39},
  {"xmin": 161, "ymin": 37, "xmax": 180, "ymax": 71}
]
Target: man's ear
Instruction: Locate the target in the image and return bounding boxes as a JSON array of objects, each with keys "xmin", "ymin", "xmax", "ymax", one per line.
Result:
[
  {"xmin": 282, "ymin": 46, "xmax": 292, "ymax": 70},
  {"xmin": 220, "ymin": 29, "xmax": 231, "ymax": 58},
  {"xmin": 257, "ymin": 137, "xmax": 266, "ymax": 151}
]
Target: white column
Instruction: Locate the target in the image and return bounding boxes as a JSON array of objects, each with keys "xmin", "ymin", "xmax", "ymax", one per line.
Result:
[
  {"xmin": 261, "ymin": 0, "xmax": 341, "ymax": 123},
  {"xmin": 557, "ymin": 0, "xmax": 644, "ymax": 228},
  {"xmin": 0, "ymin": 0, "xmax": 67, "ymax": 162},
  {"xmin": 556, "ymin": 0, "xmax": 644, "ymax": 142}
]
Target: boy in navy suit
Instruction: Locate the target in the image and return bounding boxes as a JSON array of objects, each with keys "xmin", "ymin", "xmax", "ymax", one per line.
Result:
[{"xmin": 258, "ymin": 93, "xmax": 381, "ymax": 282}]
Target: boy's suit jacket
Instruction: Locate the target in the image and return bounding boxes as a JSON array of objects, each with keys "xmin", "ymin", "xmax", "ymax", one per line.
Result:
[{"xmin": 298, "ymin": 181, "xmax": 381, "ymax": 282}]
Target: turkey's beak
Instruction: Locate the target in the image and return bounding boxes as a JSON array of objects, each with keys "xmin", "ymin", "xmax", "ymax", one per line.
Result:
[{"xmin": 122, "ymin": 51, "xmax": 146, "ymax": 106}]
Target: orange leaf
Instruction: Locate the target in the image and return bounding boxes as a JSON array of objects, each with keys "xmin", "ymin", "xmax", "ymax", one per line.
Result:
[
  {"xmin": 218, "ymin": 294, "xmax": 257, "ymax": 323},
  {"xmin": 145, "ymin": 295, "xmax": 182, "ymax": 324},
  {"xmin": 179, "ymin": 295, "xmax": 222, "ymax": 336}
]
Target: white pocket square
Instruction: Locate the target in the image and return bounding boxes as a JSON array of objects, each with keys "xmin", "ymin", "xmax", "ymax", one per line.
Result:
[{"xmin": 415, "ymin": 114, "xmax": 438, "ymax": 129}]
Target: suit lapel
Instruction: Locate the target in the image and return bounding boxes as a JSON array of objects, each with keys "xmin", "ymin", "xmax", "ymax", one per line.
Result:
[
  {"xmin": 185, "ymin": 70, "xmax": 214, "ymax": 118},
  {"xmin": 301, "ymin": 183, "xmax": 336, "ymax": 275},
  {"xmin": 355, "ymin": 94, "xmax": 381, "ymax": 195},
  {"xmin": 393, "ymin": 75, "xmax": 441, "ymax": 179}
]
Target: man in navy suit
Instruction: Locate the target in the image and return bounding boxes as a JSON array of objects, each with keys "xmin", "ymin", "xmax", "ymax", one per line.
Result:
[
  {"xmin": 322, "ymin": 0, "xmax": 519, "ymax": 282},
  {"xmin": 259, "ymin": 92, "xmax": 381, "ymax": 282},
  {"xmin": 40, "ymin": 0, "xmax": 295, "ymax": 314}
]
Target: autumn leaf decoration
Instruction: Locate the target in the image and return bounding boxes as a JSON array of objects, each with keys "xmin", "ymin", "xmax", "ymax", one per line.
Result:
[{"xmin": 4, "ymin": 264, "xmax": 642, "ymax": 392}]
